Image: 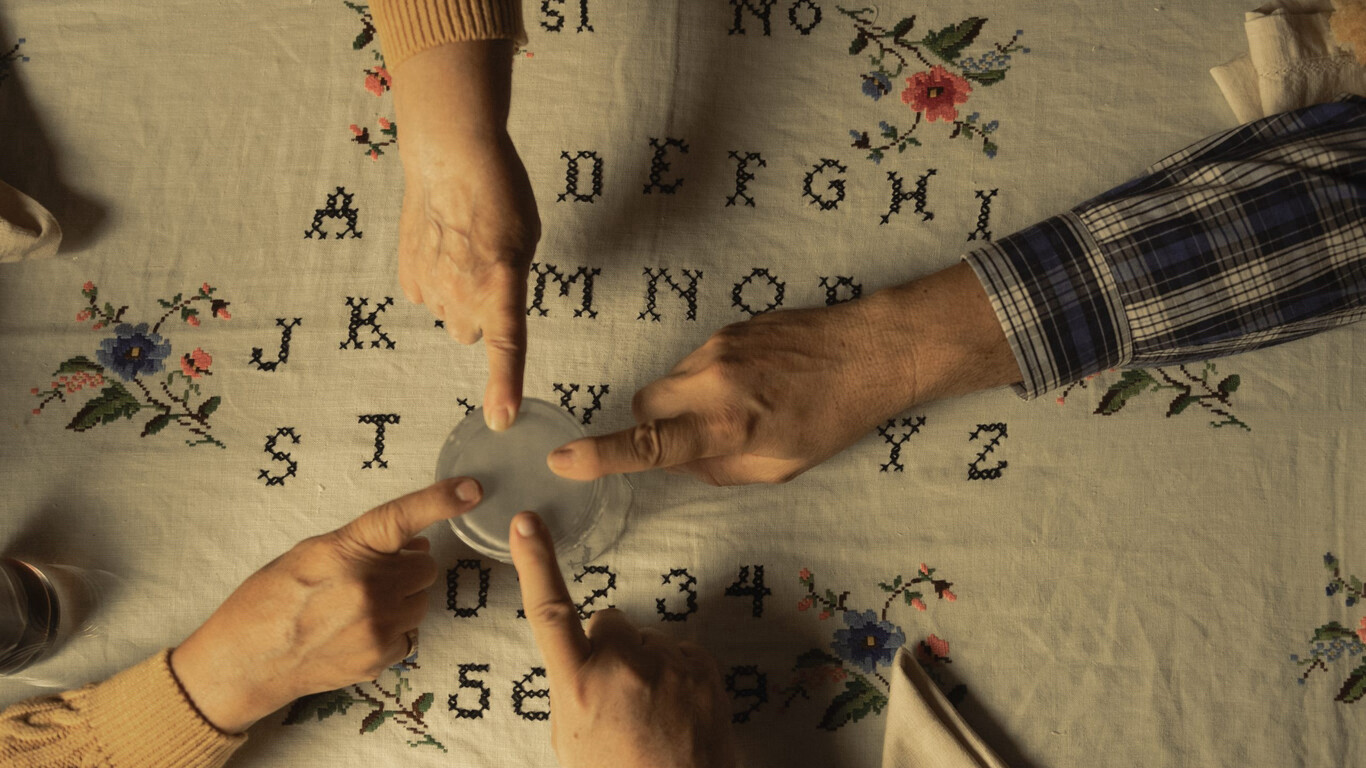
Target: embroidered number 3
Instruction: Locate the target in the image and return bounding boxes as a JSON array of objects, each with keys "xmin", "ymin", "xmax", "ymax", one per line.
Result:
[{"xmin": 725, "ymin": 565, "xmax": 771, "ymax": 618}]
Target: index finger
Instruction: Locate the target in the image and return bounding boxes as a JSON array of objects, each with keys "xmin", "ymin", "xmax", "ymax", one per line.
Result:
[
  {"xmin": 481, "ymin": 264, "xmax": 528, "ymax": 432},
  {"xmin": 509, "ymin": 511, "xmax": 590, "ymax": 679},
  {"xmin": 336, "ymin": 477, "xmax": 483, "ymax": 555},
  {"xmin": 546, "ymin": 412, "xmax": 740, "ymax": 481}
]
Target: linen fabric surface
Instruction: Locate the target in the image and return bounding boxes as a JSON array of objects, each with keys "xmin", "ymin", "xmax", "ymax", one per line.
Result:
[{"xmin": 0, "ymin": 3, "xmax": 1362, "ymax": 768}]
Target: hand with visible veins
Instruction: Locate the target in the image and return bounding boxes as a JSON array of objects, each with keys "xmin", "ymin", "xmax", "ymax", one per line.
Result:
[
  {"xmin": 390, "ymin": 40, "xmax": 540, "ymax": 432},
  {"xmin": 510, "ymin": 511, "xmax": 739, "ymax": 768},
  {"xmin": 170, "ymin": 478, "xmax": 483, "ymax": 734},
  {"xmin": 545, "ymin": 263, "xmax": 1023, "ymax": 486}
]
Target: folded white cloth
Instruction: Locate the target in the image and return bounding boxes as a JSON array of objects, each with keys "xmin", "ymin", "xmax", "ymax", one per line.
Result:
[
  {"xmin": 0, "ymin": 180, "xmax": 60, "ymax": 262},
  {"xmin": 1211, "ymin": 1, "xmax": 1366, "ymax": 119},
  {"xmin": 880, "ymin": 647, "xmax": 1007, "ymax": 768}
]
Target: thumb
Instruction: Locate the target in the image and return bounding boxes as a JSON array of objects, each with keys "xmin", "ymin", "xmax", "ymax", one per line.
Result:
[{"xmin": 337, "ymin": 477, "xmax": 482, "ymax": 555}]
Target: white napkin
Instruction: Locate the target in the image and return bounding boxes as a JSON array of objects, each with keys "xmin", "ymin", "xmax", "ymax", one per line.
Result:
[
  {"xmin": 1211, "ymin": 1, "xmax": 1366, "ymax": 119},
  {"xmin": 880, "ymin": 647, "xmax": 1008, "ymax": 768},
  {"xmin": 0, "ymin": 180, "xmax": 60, "ymax": 263}
]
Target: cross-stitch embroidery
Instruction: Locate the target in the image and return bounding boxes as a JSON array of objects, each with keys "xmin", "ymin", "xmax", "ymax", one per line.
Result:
[
  {"xmin": 1290, "ymin": 553, "xmax": 1366, "ymax": 704},
  {"xmin": 838, "ymin": 7, "xmax": 1029, "ymax": 163},
  {"xmin": 1057, "ymin": 363, "xmax": 1250, "ymax": 431},
  {"xmin": 28, "ymin": 283, "xmax": 230, "ymax": 448},
  {"xmin": 283, "ymin": 656, "xmax": 447, "ymax": 751},
  {"xmin": 781, "ymin": 566, "xmax": 962, "ymax": 730},
  {"xmin": 342, "ymin": 3, "xmax": 399, "ymax": 161},
  {"xmin": 0, "ymin": 38, "xmax": 28, "ymax": 86}
]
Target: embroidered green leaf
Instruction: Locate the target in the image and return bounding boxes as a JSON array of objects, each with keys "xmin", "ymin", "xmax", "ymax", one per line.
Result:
[
  {"xmin": 1095, "ymin": 370, "xmax": 1156, "ymax": 416},
  {"xmin": 1312, "ymin": 621, "xmax": 1358, "ymax": 642},
  {"xmin": 921, "ymin": 18, "xmax": 987, "ymax": 62},
  {"xmin": 892, "ymin": 575, "xmax": 903, "ymax": 588},
  {"xmin": 282, "ymin": 689, "xmax": 358, "ymax": 725},
  {"xmin": 141, "ymin": 413, "xmax": 173, "ymax": 437},
  {"xmin": 878, "ymin": 582, "xmax": 893, "ymax": 592},
  {"xmin": 1166, "ymin": 394, "xmax": 1198, "ymax": 417},
  {"xmin": 157, "ymin": 298, "xmax": 171, "ymax": 308},
  {"xmin": 964, "ymin": 69, "xmax": 1007, "ymax": 86},
  {"xmin": 1351, "ymin": 575, "xmax": 1363, "ymax": 595},
  {"xmin": 1217, "ymin": 375, "xmax": 1241, "ymax": 395},
  {"xmin": 818, "ymin": 675, "xmax": 888, "ymax": 730},
  {"xmin": 903, "ymin": 590, "xmax": 914, "ymax": 606},
  {"xmin": 198, "ymin": 396, "xmax": 221, "ymax": 419},
  {"xmin": 359, "ymin": 708, "xmax": 392, "ymax": 733},
  {"xmin": 890, "ymin": 16, "xmax": 916, "ymax": 39},
  {"xmin": 413, "ymin": 691, "xmax": 435, "ymax": 713},
  {"xmin": 881, "ymin": 124, "xmax": 899, "ymax": 139},
  {"xmin": 849, "ymin": 36, "xmax": 869, "ymax": 55},
  {"xmin": 102, "ymin": 302, "xmax": 116, "ymax": 318},
  {"xmin": 1335, "ymin": 660, "xmax": 1366, "ymax": 703},
  {"xmin": 53, "ymin": 356, "xmax": 103, "ymax": 376},
  {"xmin": 792, "ymin": 649, "xmax": 844, "ymax": 670},
  {"xmin": 66, "ymin": 383, "xmax": 141, "ymax": 432}
]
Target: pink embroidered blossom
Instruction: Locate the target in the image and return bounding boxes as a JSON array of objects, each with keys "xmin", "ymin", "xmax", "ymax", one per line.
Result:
[
  {"xmin": 926, "ymin": 634, "xmax": 950, "ymax": 658},
  {"xmin": 364, "ymin": 67, "xmax": 390, "ymax": 97},
  {"xmin": 797, "ymin": 597, "xmax": 813, "ymax": 612},
  {"xmin": 75, "ymin": 310, "xmax": 91, "ymax": 322},
  {"xmin": 818, "ymin": 611, "xmax": 831, "ymax": 621},
  {"xmin": 901, "ymin": 66, "xmax": 973, "ymax": 123},
  {"xmin": 911, "ymin": 597, "xmax": 927, "ymax": 612},
  {"xmin": 216, "ymin": 308, "xmax": 231, "ymax": 320},
  {"xmin": 349, "ymin": 123, "xmax": 363, "ymax": 136},
  {"xmin": 919, "ymin": 563, "xmax": 929, "ymax": 575},
  {"xmin": 377, "ymin": 117, "xmax": 391, "ymax": 130},
  {"xmin": 29, "ymin": 387, "xmax": 38, "ymax": 395},
  {"xmin": 369, "ymin": 149, "xmax": 380, "ymax": 161},
  {"xmin": 799, "ymin": 568, "xmax": 811, "ymax": 581},
  {"xmin": 942, "ymin": 589, "xmax": 957, "ymax": 602},
  {"xmin": 186, "ymin": 314, "xmax": 200, "ymax": 327},
  {"xmin": 180, "ymin": 347, "xmax": 212, "ymax": 379},
  {"xmin": 92, "ymin": 323, "xmax": 103, "ymax": 330},
  {"xmin": 1056, "ymin": 396, "xmax": 1066, "ymax": 405},
  {"xmin": 1358, "ymin": 616, "xmax": 1366, "ymax": 644},
  {"xmin": 82, "ymin": 281, "xmax": 94, "ymax": 292},
  {"xmin": 31, "ymin": 408, "xmax": 40, "ymax": 415},
  {"xmin": 201, "ymin": 282, "xmax": 212, "ymax": 294}
]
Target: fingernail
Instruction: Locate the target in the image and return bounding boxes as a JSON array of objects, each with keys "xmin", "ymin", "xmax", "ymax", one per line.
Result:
[
  {"xmin": 487, "ymin": 406, "xmax": 515, "ymax": 432},
  {"xmin": 547, "ymin": 447, "xmax": 574, "ymax": 472},
  {"xmin": 515, "ymin": 513, "xmax": 537, "ymax": 537},
  {"xmin": 454, "ymin": 479, "xmax": 481, "ymax": 502}
]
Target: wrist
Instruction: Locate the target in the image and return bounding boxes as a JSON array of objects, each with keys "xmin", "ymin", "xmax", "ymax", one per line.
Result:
[
  {"xmin": 171, "ymin": 630, "xmax": 285, "ymax": 734},
  {"xmin": 391, "ymin": 39, "xmax": 513, "ymax": 142},
  {"xmin": 868, "ymin": 262, "xmax": 1021, "ymax": 408}
]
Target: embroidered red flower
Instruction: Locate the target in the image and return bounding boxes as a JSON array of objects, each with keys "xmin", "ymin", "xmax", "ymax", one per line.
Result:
[
  {"xmin": 75, "ymin": 310, "xmax": 91, "ymax": 322},
  {"xmin": 349, "ymin": 123, "xmax": 363, "ymax": 137},
  {"xmin": 911, "ymin": 597, "xmax": 927, "ymax": 612},
  {"xmin": 369, "ymin": 149, "xmax": 380, "ymax": 161},
  {"xmin": 901, "ymin": 66, "xmax": 973, "ymax": 123},
  {"xmin": 180, "ymin": 347, "xmax": 212, "ymax": 379},
  {"xmin": 377, "ymin": 117, "xmax": 391, "ymax": 130},
  {"xmin": 186, "ymin": 314, "xmax": 200, "ymax": 327},
  {"xmin": 364, "ymin": 66, "xmax": 391, "ymax": 96},
  {"xmin": 797, "ymin": 597, "xmax": 813, "ymax": 612},
  {"xmin": 799, "ymin": 568, "xmax": 812, "ymax": 581},
  {"xmin": 818, "ymin": 610, "xmax": 832, "ymax": 621},
  {"xmin": 919, "ymin": 563, "xmax": 929, "ymax": 575},
  {"xmin": 82, "ymin": 281, "xmax": 94, "ymax": 293},
  {"xmin": 942, "ymin": 589, "xmax": 957, "ymax": 602},
  {"xmin": 926, "ymin": 634, "xmax": 949, "ymax": 658},
  {"xmin": 201, "ymin": 282, "xmax": 212, "ymax": 295},
  {"xmin": 1358, "ymin": 616, "xmax": 1366, "ymax": 644}
]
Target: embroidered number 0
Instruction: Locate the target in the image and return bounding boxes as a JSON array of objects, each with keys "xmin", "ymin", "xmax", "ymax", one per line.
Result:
[{"xmin": 446, "ymin": 560, "xmax": 491, "ymax": 618}]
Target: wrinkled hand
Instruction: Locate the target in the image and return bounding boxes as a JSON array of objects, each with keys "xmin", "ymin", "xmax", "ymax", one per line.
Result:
[
  {"xmin": 392, "ymin": 41, "xmax": 540, "ymax": 430},
  {"xmin": 511, "ymin": 511, "xmax": 738, "ymax": 768},
  {"xmin": 170, "ymin": 477, "xmax": 483, "ymax": 733},
  {"xmin": 547, "ymin": 263, "xmax": 1021, "ymax": 485}
]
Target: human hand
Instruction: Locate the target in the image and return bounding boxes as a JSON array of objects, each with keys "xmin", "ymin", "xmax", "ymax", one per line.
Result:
[
  {"xmin": 391, "ymin": 41, "xmax": 541, "ymax": 431},
  {"xmin": 169, "ymin": 477, "xmax": 483, "ymax": 733},
  {"xmin": 510, "ymin": 511, "xmax": 738, "ymax": 768},
  {"xmin": 547, "ymin": 263, "xmax": 1022, "ymax": 485}
]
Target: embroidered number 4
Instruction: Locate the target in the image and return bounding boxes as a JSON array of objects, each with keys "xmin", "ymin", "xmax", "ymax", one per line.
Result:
[{"xmin": 725, "ymin": 565, "xmax": 771, "ymax": 618}]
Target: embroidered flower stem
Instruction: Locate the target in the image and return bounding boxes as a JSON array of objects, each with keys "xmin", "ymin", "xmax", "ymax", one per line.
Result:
[{"xmin": 837, "ymin": 6, "xmax": 932, "ymax": 76}]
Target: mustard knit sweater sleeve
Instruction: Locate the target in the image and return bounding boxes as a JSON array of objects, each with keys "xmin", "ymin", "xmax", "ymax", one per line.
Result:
[
  {"xmin": 370, "ymin": 0, "xmax": 527, "ymax": 69},
  {"xmin": 0, "ymin": 650, "xmax": 244, "ymax": 768}
]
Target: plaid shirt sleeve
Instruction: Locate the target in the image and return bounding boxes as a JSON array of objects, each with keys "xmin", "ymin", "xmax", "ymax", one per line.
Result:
[{"xmin": 964, "ymin": 95, "xmax": 1366, "ymax": 399}]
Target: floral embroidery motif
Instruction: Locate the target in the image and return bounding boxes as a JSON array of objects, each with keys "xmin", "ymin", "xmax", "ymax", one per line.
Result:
[
  {"xmin": 28, "ymin": 282, "xmax": 230, "ymax": 448},
  {"xmin": 343, "ymin": 2, "xmax": 398, "ymax": 161},
  {"xmin": 1057, "ymin": 363, "xmax": 1250, "ymax": 431},
  {"xmin": 838, "ymin": 7, "xmax": 1029, "ymax": 163},
  {"xmin": 283, "ymin": 657, "xmax": 447, "ymax": 751},
  {"xmin": 1291, "ymin": 553, "xmax": 1366, "ymax": 703},
  {"xmin": 781, "ymin": 566, "xmax": 963, "ymax": 730},
  {"xmin": 1, "ymin": 38, "xmax": 28, "ymax": 86}
]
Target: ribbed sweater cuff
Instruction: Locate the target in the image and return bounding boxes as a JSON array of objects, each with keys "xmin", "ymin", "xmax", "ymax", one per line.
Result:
[
  {"xmin": 372, "ymin": 0, "xmax": 526, "ymax": 69},
  {"xmin": 84, "ymin": 649, "xmax": 245, "ymax": 768}
]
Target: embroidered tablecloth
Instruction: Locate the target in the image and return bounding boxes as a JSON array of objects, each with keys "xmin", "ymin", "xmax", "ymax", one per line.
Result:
[{"xmin": 1, "ymin": 2, "xmax": 1362, "ymax": 766}]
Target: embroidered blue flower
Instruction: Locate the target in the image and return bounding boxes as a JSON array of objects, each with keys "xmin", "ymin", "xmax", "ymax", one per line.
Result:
[
  {"xmin": 860, "ymin": 71, "xmax": 892, "ymax": 101},
  {"xmin": 831, "ymin": 610, "xmax": 905, "ymax": 673},
  {"xmin": 97, "ymin": 323, "xmax": 171, "ymax": 381},
  {"xmin": 1327, "ymin": 583, "xmax": 1340, "ymax": 597}
]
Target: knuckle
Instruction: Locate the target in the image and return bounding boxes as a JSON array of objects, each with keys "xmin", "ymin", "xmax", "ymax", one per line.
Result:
[
  {"xmin": 630, "ymin": 423, "xmax": 666, "ymax": 467},
  {"xmin": 529, "ymin": 599, "xmax": 578, "ymax": 629}
]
